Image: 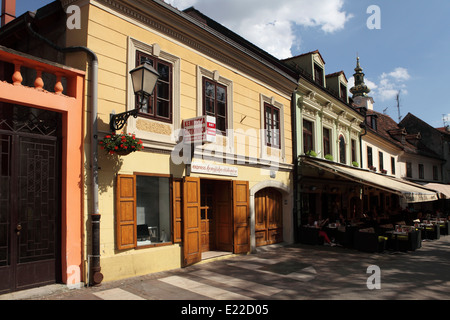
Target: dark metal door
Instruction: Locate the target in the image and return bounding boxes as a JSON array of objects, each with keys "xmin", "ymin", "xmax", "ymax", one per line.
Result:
[{"xmin": 0, "ymin": 104, "xmax": 61, "ymax": 293}]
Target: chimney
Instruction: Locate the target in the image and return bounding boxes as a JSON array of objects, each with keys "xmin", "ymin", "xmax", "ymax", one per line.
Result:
[{"xmin": 1, "ymin": 0, "xmax": 16, "ymax": 27}]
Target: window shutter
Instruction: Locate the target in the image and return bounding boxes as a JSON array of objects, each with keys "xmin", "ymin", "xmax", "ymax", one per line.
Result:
[
  {"xmin": 116, "ymin": 175, "xmax": 137, "ymax": 250},
  {"xmin": 183, "ymin": 177, "xmax": 202, "ymax": 267},
  {"xmin": 233, "ymin": 180, "xmax": 250, "ymax": 254},
  {"xmin": 172, "ymin": 178, "xmax": 183, "ymax": 243}
]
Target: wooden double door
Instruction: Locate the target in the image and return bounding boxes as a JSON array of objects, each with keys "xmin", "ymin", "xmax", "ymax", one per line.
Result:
[
  {"xmin": 255, "ymin": 188, "xmax": 283, "ymax": 247},
  {"xmin": 180, "ymin": 178, "xmax": 249, "ymax": 267},
  {"xmin": 0, "ymin": 105, "xmax": 62, "ymax": 294}
]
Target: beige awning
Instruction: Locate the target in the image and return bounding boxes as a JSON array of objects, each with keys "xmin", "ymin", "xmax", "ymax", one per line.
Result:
[
  {"xmin": 420, "ymin": 183, "xmax": 450, "ymax": 199},
  {"xmin": 300, "ymin": 157, "xmax": 439, "ymax": 203}
]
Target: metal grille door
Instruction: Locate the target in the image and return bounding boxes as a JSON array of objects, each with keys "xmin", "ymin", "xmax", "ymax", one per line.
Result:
[{"xmin": 0, "ymin": 104, "xmax": 61, "ymax": 293}]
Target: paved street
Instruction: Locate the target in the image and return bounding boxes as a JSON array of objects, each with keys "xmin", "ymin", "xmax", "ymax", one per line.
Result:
[{"xmin": 2, "ymin": 235, "xmax": 449, "ymax": 306}]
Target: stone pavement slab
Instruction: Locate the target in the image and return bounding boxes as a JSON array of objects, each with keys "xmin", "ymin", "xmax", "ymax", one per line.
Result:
[{"xmin": 1, "ymin": 236, "xmax": 449, "ymax": 303}]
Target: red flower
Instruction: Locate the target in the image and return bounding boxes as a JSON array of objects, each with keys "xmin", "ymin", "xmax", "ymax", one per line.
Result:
[{"xmin": 106, "ymin": 135, "xmax": 111, "ymax": 139}]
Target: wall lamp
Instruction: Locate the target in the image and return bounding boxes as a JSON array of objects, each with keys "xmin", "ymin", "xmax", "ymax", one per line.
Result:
[{"xmin": 110, "ymin": 62, "xmax": 160, "ymax": 131}]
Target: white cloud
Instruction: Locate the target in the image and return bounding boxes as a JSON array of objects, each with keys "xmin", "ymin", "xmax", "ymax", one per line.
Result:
[
  {"xmin": 377, "ymin": 67, "xmax": 410, "ymax": 101},
  {"xmin": 165, "ymin": 0, "xmax": 352, "ymax": 59}
]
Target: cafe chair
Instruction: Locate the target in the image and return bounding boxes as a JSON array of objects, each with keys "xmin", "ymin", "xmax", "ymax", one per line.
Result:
[
  {"xmin": 439, "ymin": 221, "xmax": 449, "ymax": 236},
  {"xmin": 423, "ymin": 225, "xmax": 440, "ymax": 240},
  {"xmin": 299, "ymin": 226, "xmax": 324, "ymax": 245},
  {"xmin": 354, "ymin": 229, "xmax": 386, "ymax": 253}
]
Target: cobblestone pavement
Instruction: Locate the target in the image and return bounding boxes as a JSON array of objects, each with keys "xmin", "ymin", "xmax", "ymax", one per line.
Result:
[{"xmin": 2, "ymin": 236, "xmax": 449, "ymax": 306}]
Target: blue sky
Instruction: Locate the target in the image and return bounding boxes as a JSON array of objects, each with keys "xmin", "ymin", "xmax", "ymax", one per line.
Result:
[{"xmin": 14, "ymin": 0, "xmax": 450, "ymax": 128}]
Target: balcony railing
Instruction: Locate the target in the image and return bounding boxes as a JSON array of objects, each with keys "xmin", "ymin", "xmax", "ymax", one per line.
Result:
[{"xmin": 0, "ymin": 45, "xmax": 84, "ymax": 98}]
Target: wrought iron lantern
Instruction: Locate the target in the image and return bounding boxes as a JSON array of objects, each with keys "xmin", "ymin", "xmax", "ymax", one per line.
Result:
[{"xmin": 110, "ymin": 62, "xmax": 160, "ymax": 131}]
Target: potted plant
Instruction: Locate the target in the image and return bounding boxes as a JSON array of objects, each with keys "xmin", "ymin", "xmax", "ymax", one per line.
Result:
[
  {"xmin": 325, "ymin": 154, "xmax": 333, "ymax": 161},
  {"xmin": 306, "ymin": 150, "xmax": 317, "ymax": 157},
  {"xmin": 369, "ymin": 165, "xmax": 377, "ymax": 171},
  {"xmin": 352, "ymin": 161, "xmax": 359, "ymax": 167},
  {"xmin": 381, "ymin": 169, "xmax": 387, "ymax": 174},
  {"xmin": 99, "ymin": 133, "xmax": 144, "ymax": 155}
]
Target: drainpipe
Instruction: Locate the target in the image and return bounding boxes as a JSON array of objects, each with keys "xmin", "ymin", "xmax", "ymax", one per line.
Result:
[
  {"xmin": 26, "ymin": 16, "xmax": 103, "ymax": 286},
  {"xmin": 291, "ymin": 90, "xmax": 299, "ymax": 242}
]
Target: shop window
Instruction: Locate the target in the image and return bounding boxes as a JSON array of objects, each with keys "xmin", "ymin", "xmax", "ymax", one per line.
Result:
[
  {"xmin": 136, "ymin": 51, "xmax": 173, "ymax": 123},
  {"xmin": 116, "ymin": 174, "xmax": 174, "ymax": 250},
  {"xmin": 303, "ymin": 119, "xmax": 314, "ymax": 154},
  {"xmin": 264, "ymin": 103, "xmax": 280, "ymax": 148},
  {"xmin": 136, "ymin": 175, "xmax": 171, "ymax": 246}
]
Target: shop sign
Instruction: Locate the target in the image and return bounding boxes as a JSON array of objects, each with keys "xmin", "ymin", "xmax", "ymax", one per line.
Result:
[
  {"xmin": 191, "ymin": 162, "xmax": 238, "ymax": 177},
  {"xmin": 182, "ymin": 115, "xmax": 216, "ymax": 143}
]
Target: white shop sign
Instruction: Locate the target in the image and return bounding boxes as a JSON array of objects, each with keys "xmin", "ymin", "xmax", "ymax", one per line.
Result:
[
  {"xmin": 182, "ymin": 115, "xmax": 216, "ymax": 143},
  {"xmin": 190, "ymin": 162, "xmax": 238, "ymax": 177}
]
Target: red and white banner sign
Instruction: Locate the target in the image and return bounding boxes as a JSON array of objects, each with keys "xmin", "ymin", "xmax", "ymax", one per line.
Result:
[{"xmin": 182, "ymin": 115, "xmax": 216, "ymax": 143}]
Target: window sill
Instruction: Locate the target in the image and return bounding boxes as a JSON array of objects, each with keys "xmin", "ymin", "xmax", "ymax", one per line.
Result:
[{"xmin": 136, "ymin": 241, "xmax": 173, "ymax": 250}]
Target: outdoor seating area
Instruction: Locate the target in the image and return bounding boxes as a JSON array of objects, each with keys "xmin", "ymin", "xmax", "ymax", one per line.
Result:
[{"xmin": 299, "ymin": 217, "xmax": 449, "ymax": 254}]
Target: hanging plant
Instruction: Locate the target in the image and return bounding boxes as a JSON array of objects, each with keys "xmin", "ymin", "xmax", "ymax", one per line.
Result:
[{"xmin": 99, "ymin": 133, "xmax": 144, "ymax": 155}]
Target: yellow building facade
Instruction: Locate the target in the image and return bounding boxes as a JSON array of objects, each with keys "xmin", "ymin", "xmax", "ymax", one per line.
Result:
[{"xmin": 63, "ymin": 0, "xmax": 298, "ymax": 284}]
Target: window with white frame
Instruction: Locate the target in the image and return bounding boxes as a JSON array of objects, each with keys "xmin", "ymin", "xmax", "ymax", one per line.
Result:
[
  {"xmin": 339, "ymin": 135, "xmax": 346, "ymax": 164},
  {"xmin": 303, "ymin": 119, "xmax": 314, "ymax": 154},
  {"xmin": 127, "ymin": 38, "xmax": 181, "ymax": 145},
  {"xmin": 264, "ymin": 102, "xmax": 281, "ymax": 149},
  {"xmin": 197, "ymin": 67, "xmax": 233, "ymax": 137},
  {"xmin": 136, "ymin": 50, "xmax": 173, "ymax": 123}
]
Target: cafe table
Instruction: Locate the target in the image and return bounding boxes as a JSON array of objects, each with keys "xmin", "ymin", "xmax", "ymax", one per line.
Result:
[
  {"xmin": 420, "ymin": 223, "xmax": 440, "ymax": 240},
  {"xmin": 386, "ymin": 229, "xmax": 419, "ymax": 252}
]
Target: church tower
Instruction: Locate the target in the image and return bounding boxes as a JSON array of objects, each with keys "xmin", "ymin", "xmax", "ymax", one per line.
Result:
[{"xmin": 350, "ymin": 57, "xmax": 374, "ymax": 110}]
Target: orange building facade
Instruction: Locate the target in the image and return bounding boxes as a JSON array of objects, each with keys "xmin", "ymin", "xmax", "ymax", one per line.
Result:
[{"xmin": 0, "ymin": 46, "xmax": 85, "ymax": 293}]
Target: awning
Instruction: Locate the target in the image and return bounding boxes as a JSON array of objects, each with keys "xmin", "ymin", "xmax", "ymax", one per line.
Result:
[
  {"xmin": 300, "ymin": 156, "xmax": 439, "ymax": 203},
  {"xmin": 419, "ymin": 183, "xmax": 450, "ymax": 199}
]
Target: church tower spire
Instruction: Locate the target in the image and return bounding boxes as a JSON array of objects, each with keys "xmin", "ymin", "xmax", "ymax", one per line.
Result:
[
  {"xmin": 350, "ymin": 56, "xmax": 371, "ymax": 98},
  {"xmin": 350, "ymin": 56, "xmax": 374, "ymax": 110}
]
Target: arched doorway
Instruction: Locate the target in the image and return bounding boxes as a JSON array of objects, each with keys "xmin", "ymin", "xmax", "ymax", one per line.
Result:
[{"xmin": 254, "ymin": 188, "xmax": 283, "ymax": 247}]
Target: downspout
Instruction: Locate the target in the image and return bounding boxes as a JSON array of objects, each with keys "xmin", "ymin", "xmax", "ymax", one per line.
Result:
[
  {"xmin": 291, "ymin": 90, "xmax": 299, "ymax": 242},
  {"xmin": 26, "ymin": 17, "xmax": 103, "ymax": 286}
]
